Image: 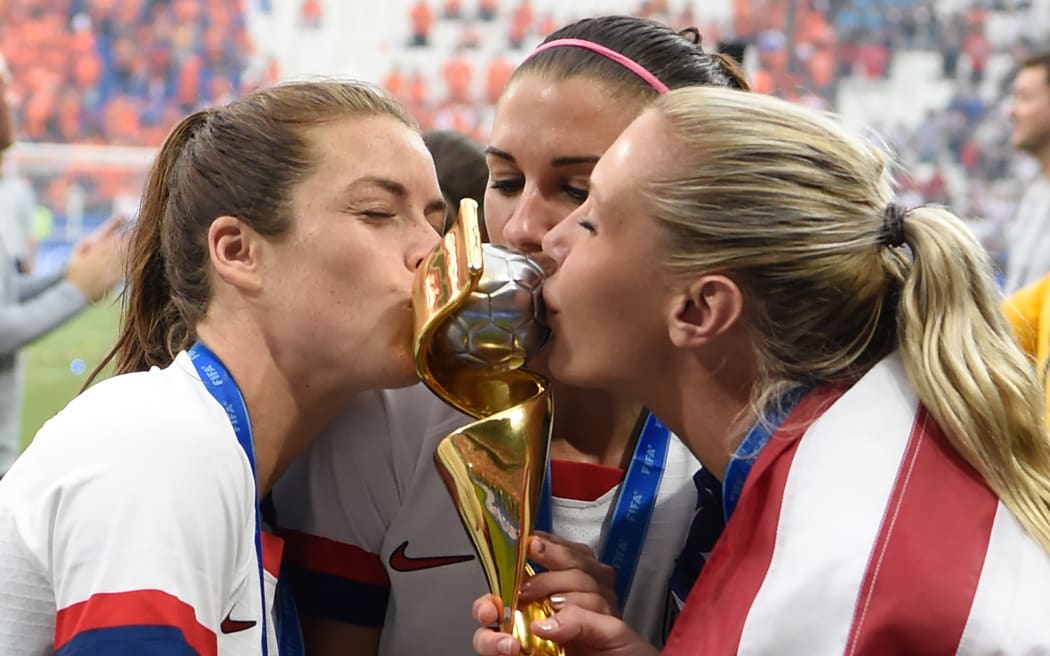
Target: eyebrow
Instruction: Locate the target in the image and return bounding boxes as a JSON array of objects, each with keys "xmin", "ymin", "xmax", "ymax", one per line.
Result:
[
  {"xmin": 484, "ymin": 146, "xmax": 600, "ymax": 168},
  {"xmin": 346, "ymin": 176, "xmax": 446, "ymax": 216}
]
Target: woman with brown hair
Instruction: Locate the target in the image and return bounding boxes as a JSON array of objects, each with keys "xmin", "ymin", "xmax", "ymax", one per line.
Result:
[{"xmin": 0, "ymin": 80, "xmax": 444, "ymax": 655}]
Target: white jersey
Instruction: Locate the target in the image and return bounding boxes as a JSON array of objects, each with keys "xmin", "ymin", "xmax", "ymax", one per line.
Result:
[
  {"xmin": 0, "ymin": 352, "xmax": 287, "ymax": 656},
  {"xmin": 273, "ymin": 383, "xmax": 698, "ymax": 655}
]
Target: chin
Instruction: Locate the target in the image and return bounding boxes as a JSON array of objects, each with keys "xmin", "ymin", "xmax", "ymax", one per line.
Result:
[
  {"xmin": 382, "ymin": 346, "xmax": 422, "ymax": 390},
  {"xmin": 544, "ymin": 345, "xmax": 581, "ymax": 386}
]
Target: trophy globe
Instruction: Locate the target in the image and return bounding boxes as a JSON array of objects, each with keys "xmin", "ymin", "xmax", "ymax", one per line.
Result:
[{"xmin": 439, "ymin": 243, "xmax": 549, "ymax": 372}]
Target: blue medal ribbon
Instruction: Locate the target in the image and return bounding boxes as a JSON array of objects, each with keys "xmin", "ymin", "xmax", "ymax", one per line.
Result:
[
  {"xmin": 189, "ymin": 342, "xmax": 304, "ymax": 656},
  {"xmin": 537, "ymin": 412, "xmax": 670, "ymax": 610},
  {"xmin": 721, "ymin": 387, "xmax": 810, "ymax": 521}
]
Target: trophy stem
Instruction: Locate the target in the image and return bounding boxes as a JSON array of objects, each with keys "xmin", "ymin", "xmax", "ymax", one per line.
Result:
[{"xmin": 415, "ymin": 199, "xmax": 563, "ymax": 656}]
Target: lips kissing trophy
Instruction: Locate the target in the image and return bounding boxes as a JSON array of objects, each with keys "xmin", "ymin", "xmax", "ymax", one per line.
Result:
[{"xmin": 412, "ymin": 198, "xmax": 562, "ymax": 656}]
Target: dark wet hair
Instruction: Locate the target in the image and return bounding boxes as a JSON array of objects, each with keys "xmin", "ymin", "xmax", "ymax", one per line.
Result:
[{"xmin": 514, "ymin": 15, "xmax": 749, "ymax": 97}]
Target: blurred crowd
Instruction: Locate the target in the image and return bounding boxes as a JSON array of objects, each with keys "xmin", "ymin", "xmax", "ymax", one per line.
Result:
[
  {"xmin": 0, "ymin": 0, "xmax": 271, "ymax": 146},
  {"xmin": 0, "ymin": 0, "xmax": 276, "ymax": 229},
  {"xmin": 0, "ymin": 0, "xmax": 1047, "ymax": 260},
  {"xmin": 379, "ymin": 0, "xmax": 1046, "ymax": 263}
]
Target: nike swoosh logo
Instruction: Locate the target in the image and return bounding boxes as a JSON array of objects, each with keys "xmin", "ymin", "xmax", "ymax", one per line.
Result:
[
  {"xmin": 388, "ymin": 540, "xmax": 475, "ymax": 572},
  {"xmin": 220, "ymin": 613, "xmax": 257, "ymax": 634}
]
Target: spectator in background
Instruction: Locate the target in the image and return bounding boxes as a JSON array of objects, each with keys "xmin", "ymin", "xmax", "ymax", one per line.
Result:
[
  {"xmin": 301, "ymin": 0, "xmax": 323, "ymax": 29},
  {"xmin": 0, "ymin": 153, "xmax": 36, "ymax": 274},
  {"xmin": 485, "ymin": 53, "xmax": 514, "ymax": 105},
  {"xmin": 410, "ymin": 0, "xmax": 434, "ymax": 47},
  {"xmin": 443, "ymin": 48, "xmax": 473, "ymax": 104},
  {"xmin": 0, "ymin": 52, "xmax": 126, "ymax": 481},
  {"xmin": 478, "ymin": 0, "xmax": 498, "ymax": 22},
  {"xmin": 422, "ymin": 129, "xmax": 489, "ymax": 240},
  {"xmin": 1004, "ymin": 51, "xmax": 1050, "ymax": 293}
]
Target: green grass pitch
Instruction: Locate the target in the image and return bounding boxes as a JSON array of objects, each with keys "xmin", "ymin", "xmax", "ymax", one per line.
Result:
[{"xmin": 20, "ymin": 299, "xmax": 121, "ymax": 450}]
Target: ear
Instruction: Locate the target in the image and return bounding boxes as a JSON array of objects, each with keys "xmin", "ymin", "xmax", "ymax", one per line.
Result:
[
  {"xmin": 667, "ymin": 274, "xmax": 744, "ymax": 349},
  {"xmin": 207, "ymin": 215, "xmax": 265, "ymax": 293}
]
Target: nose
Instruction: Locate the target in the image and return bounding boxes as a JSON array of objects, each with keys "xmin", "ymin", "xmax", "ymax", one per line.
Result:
[
  {"xmin": 409, "ymin": 220, "xmax": 441, "ymax": 271},
  {"xmin": 541, "ymin": 208, "xmax": 576, "ymax": 269},
  {"xmin": 501, "ymin": 185, "xmax": 558, "ymax": 255}
]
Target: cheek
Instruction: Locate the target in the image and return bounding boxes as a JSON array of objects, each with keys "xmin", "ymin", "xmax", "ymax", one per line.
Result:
[{"xmin": 557, "ymin": 254, "xmax": 604, "ymax": 316}]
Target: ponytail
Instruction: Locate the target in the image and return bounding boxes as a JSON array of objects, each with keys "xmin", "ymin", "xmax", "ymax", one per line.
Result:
[
  {"xmin": 711, "ymin": 52, "xmax": 750, "ymax": 91},
  {"xmin": 86, "ymin": 111, "xmax": 210, "ymax": 386},
  {"xmin": 677, "ymin": 26, "xmax": 750, "ymax": 91},
  {"xmin": 894, "ymin": 206, "xmax": 1050, "ymax": 553}
]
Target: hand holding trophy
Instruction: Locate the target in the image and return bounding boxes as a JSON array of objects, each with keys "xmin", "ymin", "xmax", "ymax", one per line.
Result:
[{"xmin": 412, "ymin": 199, "xmax": 564, "ymax": 656}]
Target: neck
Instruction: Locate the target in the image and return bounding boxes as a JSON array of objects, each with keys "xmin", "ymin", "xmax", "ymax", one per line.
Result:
[
  {"xmin": 634, "ymin": 345, "xmax": 756, "ymax": 481},
  {"xmin": 548, "ymin": 380, "xmax": 644, "ymax": 469},
  {"xmin": 196, "ymin": 318, "xmax": 350, "ymax": 497}
]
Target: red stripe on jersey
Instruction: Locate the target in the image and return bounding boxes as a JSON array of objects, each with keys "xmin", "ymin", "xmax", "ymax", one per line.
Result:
[
  {"xmin": 845, "ymin": 407, "xmax": 998, "ymax": 655},
  {"xmin": 281, "ymin": 529, "xmax": 390, "ymax": 587},
  {"xmin": 54, "ymin": 589, "xmax": 216, "ymax": 656},
  {"xmin": 664, "ymin": 384, "xmax": 847, "ymax": 656},
  {"xmin": 550, "ymin": 459, "xmax": 625, "ymax": 502},
  {"xmin": 262, "ymin": 532, "xmax": 284, "ymax": 578}
]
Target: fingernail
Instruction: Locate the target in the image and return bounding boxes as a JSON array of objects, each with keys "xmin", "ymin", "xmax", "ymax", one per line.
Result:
[
  {"xmin": 549, "ymin": 594, "xmax": 566, "ymax": 609},
  {"xmin": 538, "ymin": 618, "xmax": 559, "ymax": 632},
  {"xmin": 497, "ymin": 636, "xmax": 515, "ymax": 655},
  {"xmin": 521, "ymin": 580, "xmax": 531, "ymax": 592},
  {"xmin": 531, "ymin": 537, "xmax": 545, "ymax": 555}
]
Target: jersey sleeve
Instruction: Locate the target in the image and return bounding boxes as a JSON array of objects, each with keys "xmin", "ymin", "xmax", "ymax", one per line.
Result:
[
  {"xmin": 273, "ymin": 385, "xmax": 439, "ymax": 627},
  {"xmin": 17, "ymin": 388, "xmax": 252, "ymax": 656},
  {"xmin": 1004, "ymin": 272, "xmax": 1050, "ymax": 358}
]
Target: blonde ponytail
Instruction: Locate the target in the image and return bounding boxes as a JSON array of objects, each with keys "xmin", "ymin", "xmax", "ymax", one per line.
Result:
[
  {"xmin": 895, "ymin": 206, "xmax": 1050, "ymax": 551},
  {"xmin": 646, "ymin": 86, "xmax": 1050, "ymax": 553}
]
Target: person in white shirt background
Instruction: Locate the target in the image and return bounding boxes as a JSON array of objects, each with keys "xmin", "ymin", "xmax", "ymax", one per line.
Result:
[{"xmin": 1004, "ymin": 50, "xmax": 1050, "ymax": 293}]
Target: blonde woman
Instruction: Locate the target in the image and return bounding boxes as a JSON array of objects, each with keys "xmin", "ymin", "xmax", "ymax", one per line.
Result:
[{"xmin": 474, "ymin": 87, "xmax": 1050, "ymax": 655}]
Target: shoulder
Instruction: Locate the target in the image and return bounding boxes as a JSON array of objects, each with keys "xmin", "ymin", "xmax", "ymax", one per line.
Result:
[{"xmin": 15, "ymin": 353, "xmax": 246, "ymax": 495}]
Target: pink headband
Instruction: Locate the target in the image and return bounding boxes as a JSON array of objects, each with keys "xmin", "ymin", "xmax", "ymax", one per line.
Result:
[{"xmin": 524, "ymin": 38, "xmax": 670, "ymax": 94}]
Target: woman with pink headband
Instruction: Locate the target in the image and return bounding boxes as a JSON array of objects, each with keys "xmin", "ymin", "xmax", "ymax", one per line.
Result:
[{"xmin": 272, "ymin": 15, "xmax": 748, "ymax": 656}]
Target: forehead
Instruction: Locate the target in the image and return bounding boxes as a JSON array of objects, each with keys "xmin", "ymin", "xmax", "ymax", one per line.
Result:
[
  {"xmin": 594, "ymin": 111, "xmax": 676, "ymax": 188},
  {"xmin": 304, "ymin": 114, "xmax": 436, "ymax": 185},
  {"xmin": 591, "ymin": 111, "xmax": 678, "ymax": 224},
  {"xmin": 489, "ymin": 74, "xmax": 644, "ymax": 158}
]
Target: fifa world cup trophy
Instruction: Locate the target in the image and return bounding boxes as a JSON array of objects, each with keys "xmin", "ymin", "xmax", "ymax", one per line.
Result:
[{"xmin": 412, "ymin": 199, "xmax": 563, "ymax": 655}]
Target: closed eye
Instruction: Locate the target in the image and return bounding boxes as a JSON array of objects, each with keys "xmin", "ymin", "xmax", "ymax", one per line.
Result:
[
  {"xmin": 563, "ymin": 184, "xmax": 589, "ymax": 203},
  {"xmin": 489, "ymin": 178, "xmax": 523, "ymax": 194}
]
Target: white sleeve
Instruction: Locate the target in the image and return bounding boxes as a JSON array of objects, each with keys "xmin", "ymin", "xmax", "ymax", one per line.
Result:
[
  {"xmin": 273, "ymin": 384, "xmax": 439, "ymax": 626},
  {"xmin": 10, "ymin": 391, "xmax": 251, "ymax": 655}
]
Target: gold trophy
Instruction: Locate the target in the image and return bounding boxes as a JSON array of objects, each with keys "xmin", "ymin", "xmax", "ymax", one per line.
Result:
[{"xmin": 413, "ymin": 199, "xmax": 563, "ymax": 656}]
